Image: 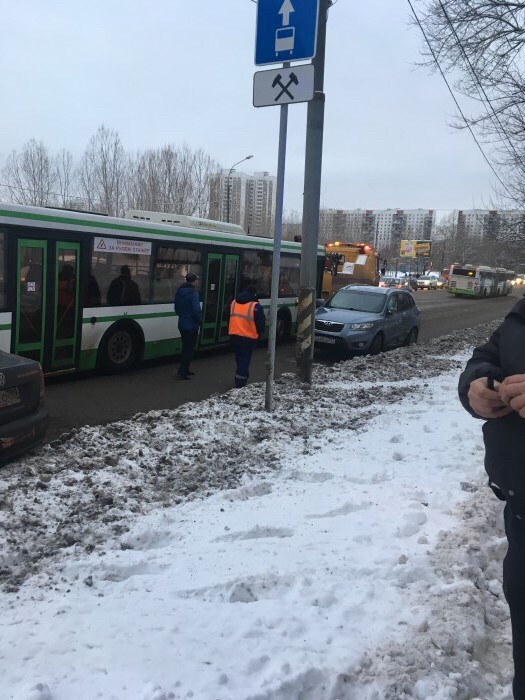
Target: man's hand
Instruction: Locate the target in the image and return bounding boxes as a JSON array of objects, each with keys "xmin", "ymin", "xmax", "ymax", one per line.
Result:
[
  {"xmin": 468, "ymin": 377, "xmax": 513, "ymax": 419},
  {"xmin": 500, "ymin": 374, "xmax": 525, "ymax": 418}
]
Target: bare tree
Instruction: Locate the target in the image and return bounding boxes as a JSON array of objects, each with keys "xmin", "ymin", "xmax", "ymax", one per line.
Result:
[
  {"xmin": 127, "ymin": 144, "xmax": 220, "ymax": 217},
  {"xmin": 78, "ymin": 125, "xmax": 128, "ymax": 216},
  {"xmin": 283, "ymin": 209, "xmax": 302, "ymax": 241},
  {"xmin": 54, "ymin": 149, "xmax": 76, "ymax": 207},
  {"xmin": 414, "ymin": 1, "xmax": 525, "ymax": 203},
  {"xmin": 191, "ymin": 148, "xmax": 221, "ymax": 218},
  {"xmin": 2, "ymin": 139, "xmax": 55, "ymax": 206}
]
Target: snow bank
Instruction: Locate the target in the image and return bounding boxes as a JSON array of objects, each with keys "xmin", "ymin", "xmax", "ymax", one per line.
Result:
[{"xmin": 0, "ymin": 321, "xmax": 514, "ymax": 699}]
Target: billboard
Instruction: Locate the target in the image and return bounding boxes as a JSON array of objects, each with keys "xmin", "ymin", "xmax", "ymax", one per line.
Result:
[{"xmin": 399, "ymin": 240, "xmax": 432, "ymax": 258}]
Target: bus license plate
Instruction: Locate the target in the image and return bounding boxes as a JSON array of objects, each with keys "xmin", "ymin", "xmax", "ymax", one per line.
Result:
[
  {"xmin": 0, "ymin": 387, "xmax": 21, "ymax": 408},
  {"xmin": 316, "ymin": 336, "xmax": 336, "ymax": 345}
]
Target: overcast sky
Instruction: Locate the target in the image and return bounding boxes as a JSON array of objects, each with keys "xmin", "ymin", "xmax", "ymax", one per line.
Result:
[{"xmin": 0, "ymin": 1, "xmax": 499, "ymax": 214}]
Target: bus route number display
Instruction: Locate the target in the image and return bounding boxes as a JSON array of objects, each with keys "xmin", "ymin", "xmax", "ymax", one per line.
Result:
[{"xmin": 94, "ymin": 237, "xmax": 152, "ymax": 256}]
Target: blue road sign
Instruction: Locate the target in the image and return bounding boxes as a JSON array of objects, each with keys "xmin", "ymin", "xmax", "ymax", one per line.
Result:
[{"xmin": 255, "ymin": 0, "xmax": 320, "ymax": 66}]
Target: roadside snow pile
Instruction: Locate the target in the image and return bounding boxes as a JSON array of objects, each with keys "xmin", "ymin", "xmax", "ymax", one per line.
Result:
[
  {"xmin": 0, "ymin": 318, "xmax": 515, "ymax": 700},
  {"xmin": 0, "ymin": 321, "xmax": 499, "ymax": 593}
]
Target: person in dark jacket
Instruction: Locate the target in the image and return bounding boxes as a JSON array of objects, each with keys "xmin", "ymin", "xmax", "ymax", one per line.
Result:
[
  {"xmin": 228, "ymin": 285, "xmax": 265, "ymax": 388},
  {"xmin": 107, "ymin": 265, "xmax": 141, "ymax": 306},
  {"xmin": 174, "ymin": 272, "xmax": 201, "ymax": 380},
  {"xmin": 459, "ymin": 297, "xmax": 525, "ymax": 699}
]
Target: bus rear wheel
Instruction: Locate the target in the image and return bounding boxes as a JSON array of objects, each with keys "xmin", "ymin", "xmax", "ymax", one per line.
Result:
[
  {"xmin": 99, "ymin": 323, "xmax": 142, "ymax": 373},
  {"xmin": 276, "ymin": 310, "xmax": 292, "ymax": 343}
]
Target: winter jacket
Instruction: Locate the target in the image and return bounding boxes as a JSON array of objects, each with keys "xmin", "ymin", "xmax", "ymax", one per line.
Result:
[
  {"xmin": 458, "ymin": 297, "xmax": 525, "ymax": 514},
  {"xmin": 229, "ymin": 290, "xmax": 266, "ymax": 338},
  {"xmin": 174, "ymin": 283, "xmax": 202, "ymax": 331},
  {"xmin": 107, "ymin": 275, "xmax": 141, "ymax": 306}
]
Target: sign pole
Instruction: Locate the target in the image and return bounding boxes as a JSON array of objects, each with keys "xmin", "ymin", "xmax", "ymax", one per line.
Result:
[
  {"xmin": 265, "ymin": 93, "xmax": 289, "ymax": 412},
  {"xmin": 296, "ymin": 0, "xmax": 330, "ymax": 384}
]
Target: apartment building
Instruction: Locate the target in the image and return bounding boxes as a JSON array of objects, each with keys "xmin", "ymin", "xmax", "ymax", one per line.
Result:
[{"xmin": 209, "ymin": 170, "xmax": 276, "ymax": 237}]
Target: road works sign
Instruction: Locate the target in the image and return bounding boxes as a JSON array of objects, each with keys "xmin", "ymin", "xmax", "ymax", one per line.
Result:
[
  {"xmin": 253, "ymin": 64, "xmax": 315, "ymax": 107},
  {"xmin": 255, "ymin": 0, "xmax": 320, "ymax": 66}
]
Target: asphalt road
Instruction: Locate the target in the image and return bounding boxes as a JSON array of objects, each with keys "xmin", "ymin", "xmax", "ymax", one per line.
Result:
[{"xmin": 44, "ymin": 290, "xmax": 519, "ymax": 441}]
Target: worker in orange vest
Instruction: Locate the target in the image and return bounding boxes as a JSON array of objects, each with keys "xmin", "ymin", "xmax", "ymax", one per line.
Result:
[{"xmin": 228, "ymin": 285, "xmax": 266, "ymax": 388}]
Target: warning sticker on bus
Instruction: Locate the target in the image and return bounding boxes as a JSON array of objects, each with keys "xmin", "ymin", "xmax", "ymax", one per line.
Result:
[{"xmin": 94, "ymin": 237, "xmax": 152, "ymax": 256}]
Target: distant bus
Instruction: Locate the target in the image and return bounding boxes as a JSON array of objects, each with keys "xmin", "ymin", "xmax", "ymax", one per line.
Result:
[
  {"xmin": 0, "ymin": 203, "xmax": 324, "ymax": 374},
  {"xmin": 447, "ymin": 264, "xmax": 515, "ymax": 298},
  {"xmin": 322, "ymin": 242, "xmax": 380, "ymax": 297}
]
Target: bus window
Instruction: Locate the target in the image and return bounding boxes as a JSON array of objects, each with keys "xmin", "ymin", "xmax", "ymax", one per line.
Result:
[
  {"xmin": 241, "ymin": 250, "xmax": 272, "ymax": 298},
  {"xmin": 0, "ymin": 231, "xmax": 5, "ymax": 309},
  {"xmin": 153, "ymin": 246, "xmax": 202, "ymax": 303},
  {"xmin": 91, "ymin": 244, "xmax": 152, "ymax": 305},
  {"xmin": 279, "ymin": 255, "xmax": 300, "ymax": 297}
]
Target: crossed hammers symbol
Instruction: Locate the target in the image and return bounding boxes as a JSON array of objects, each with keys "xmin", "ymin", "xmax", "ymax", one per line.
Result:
[{"xmin": 272, "ymin": 72, "xmax": 299, "ymax": 101}]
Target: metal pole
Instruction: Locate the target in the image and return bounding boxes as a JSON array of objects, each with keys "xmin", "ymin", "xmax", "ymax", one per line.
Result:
[
  {"xmin": 265, "ymin": 100, "xmax": 289, "ymax": 412},
  {"xmin": 296, "ymin": 0, "xmax": 330, "ymax": 383}
]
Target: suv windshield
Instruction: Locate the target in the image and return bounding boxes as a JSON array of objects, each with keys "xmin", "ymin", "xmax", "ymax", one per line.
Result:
[
  {"xmin": 328, "ymin": 290, "xmax": 386, "ymax": 313},
  {"xmin": 419, "ymin": 276, "xmax": 431, "ymax": 281}
]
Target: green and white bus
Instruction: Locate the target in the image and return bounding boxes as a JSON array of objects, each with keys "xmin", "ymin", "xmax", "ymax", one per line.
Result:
[
  {"xmin": 447, "ymin": 264, "xmax": 515, "ymax": 298},
  {"xmin": 0, "ymin": 203, "xmax": 323, "ymax": 374}
]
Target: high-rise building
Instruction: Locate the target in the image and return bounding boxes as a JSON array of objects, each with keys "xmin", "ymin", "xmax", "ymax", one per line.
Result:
[{"xmin": 209, "ymin": 170, "xmax": 276, "ymax": 237}]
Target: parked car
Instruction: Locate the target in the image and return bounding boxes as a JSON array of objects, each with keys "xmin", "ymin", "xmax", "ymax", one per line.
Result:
[
  {"xmin": 315, "ymin": 286, "xmax": 420, "ymax": 355},
  {"xmin": 0, "ymin": 351, "xmax": 48, "ymax": 464},
  {"xmin": 416, "ymin": 275, "xmax": 438, "ymax": 290}
]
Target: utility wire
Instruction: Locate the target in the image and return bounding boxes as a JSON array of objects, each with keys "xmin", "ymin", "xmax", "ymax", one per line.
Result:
[
  {"xmin": 407, "ymin": 0, "xmax": 515, "ymax": 198},
  {"xmin": 436, "ymin": 0, "xmax": 524, "ymax": 171}
]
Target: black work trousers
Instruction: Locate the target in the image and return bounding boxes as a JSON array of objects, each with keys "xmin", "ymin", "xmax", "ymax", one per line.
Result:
[
  {"xmin": 504, "ymin": 504, "xmax": 525, "ymax": 699},
  {"xmin": 231, "ymin": 335, "xmax": 257, "ymax": 387},
  {"xmin": 178, "ymin": 329, "xmax": 199, "ymax": 378}
]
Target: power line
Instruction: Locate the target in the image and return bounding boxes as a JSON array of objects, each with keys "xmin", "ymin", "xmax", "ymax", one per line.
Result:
[{"xmin": 407, "ymin": 0, "xmax": 515, "ymax": 199}]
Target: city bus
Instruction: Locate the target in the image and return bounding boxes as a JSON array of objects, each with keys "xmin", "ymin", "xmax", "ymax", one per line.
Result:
[
  {"xmin": 447, "ymin": 264, "xmax": 515, "ymax": 298},
  {"xmin": 322, "ymin": 242, "xmax": 380, "ymax": 297},
  {"xmin": 0, "ymin": 203, "xmax": 324, "ymax": 374}
]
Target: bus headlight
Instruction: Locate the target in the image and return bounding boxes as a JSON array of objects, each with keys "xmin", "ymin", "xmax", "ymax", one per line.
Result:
[{"xmin": 351, "ymin": 322, "xmax": 374, "ymax": 330}]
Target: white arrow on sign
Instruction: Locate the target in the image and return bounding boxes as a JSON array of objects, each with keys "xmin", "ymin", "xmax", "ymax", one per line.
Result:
[{"xmin": 278, "ymin": 0, "xmax": 295, "ymax": 26}]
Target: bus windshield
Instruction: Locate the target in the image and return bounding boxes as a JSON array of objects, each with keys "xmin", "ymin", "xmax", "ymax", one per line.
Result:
[
  {"xmin": 451, "ymin": 267, "xmax": 476, "ymax": 277},
  {"xmin": 327, "ymin": 290, "xmax": 385, "ymax": 313}
]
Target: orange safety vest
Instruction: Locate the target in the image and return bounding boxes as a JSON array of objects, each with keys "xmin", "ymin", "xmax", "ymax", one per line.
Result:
[{"xmin": 229, "ymin": 301, "xmax": 258, "ymax": 339}]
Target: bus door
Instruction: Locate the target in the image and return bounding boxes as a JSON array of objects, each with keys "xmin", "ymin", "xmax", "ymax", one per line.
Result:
[
  {"xmin": 15, "ymin": 239, "xmax": 82, "ymax": 371},
  {"xmin": 52, "ymin": 242, "xmax": 81, "ymax": 370},
  {"xmin": 200, "ymin": 253, "xmax": 239, "ymax": 346}
]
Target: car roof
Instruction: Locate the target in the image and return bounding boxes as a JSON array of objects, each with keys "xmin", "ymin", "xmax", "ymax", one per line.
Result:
[{"xmin": 340, "ymin": 285, "xmax": 397, "ymax": 294}]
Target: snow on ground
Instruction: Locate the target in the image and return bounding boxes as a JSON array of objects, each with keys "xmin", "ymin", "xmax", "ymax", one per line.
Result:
[{"xmin": 0, "ymin": 322, "xmax": 515, "ymax": 699}]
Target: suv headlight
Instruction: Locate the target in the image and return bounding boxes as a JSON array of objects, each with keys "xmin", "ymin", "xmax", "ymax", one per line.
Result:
[{"xmin": 350, "ymin": 322, "xmax": 374, "ymax": 329}]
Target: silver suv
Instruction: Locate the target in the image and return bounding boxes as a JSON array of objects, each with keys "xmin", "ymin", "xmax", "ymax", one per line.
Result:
[{"xmin": 315, "ymin": 286, "xmax": 421, "ymax": 355}]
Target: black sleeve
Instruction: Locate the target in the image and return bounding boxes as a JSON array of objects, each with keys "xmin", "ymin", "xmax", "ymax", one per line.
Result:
[
  {"xmin": 458, "ymin": 327, "xmax": 504, "ymax": 418},
  {"xmin": 254, "ymin": 304, "xmax": 266, "ymax": 335}
]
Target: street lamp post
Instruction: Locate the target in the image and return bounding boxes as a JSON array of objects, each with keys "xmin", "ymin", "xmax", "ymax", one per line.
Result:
[{"xmin": 226, "ymin": 155, "xmax": 253, "ymax": 223}]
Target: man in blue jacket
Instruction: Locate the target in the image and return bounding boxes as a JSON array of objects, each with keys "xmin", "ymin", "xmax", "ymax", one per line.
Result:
[{"xmin": 174, "ymin": 272, "xmax": 201, "ymax": 380}]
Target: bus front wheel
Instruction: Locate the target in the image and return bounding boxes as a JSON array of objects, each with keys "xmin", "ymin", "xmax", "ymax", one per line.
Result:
[{"xmin": 99, "ymin": 322, "xmax": 143, "ymax": 373}]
